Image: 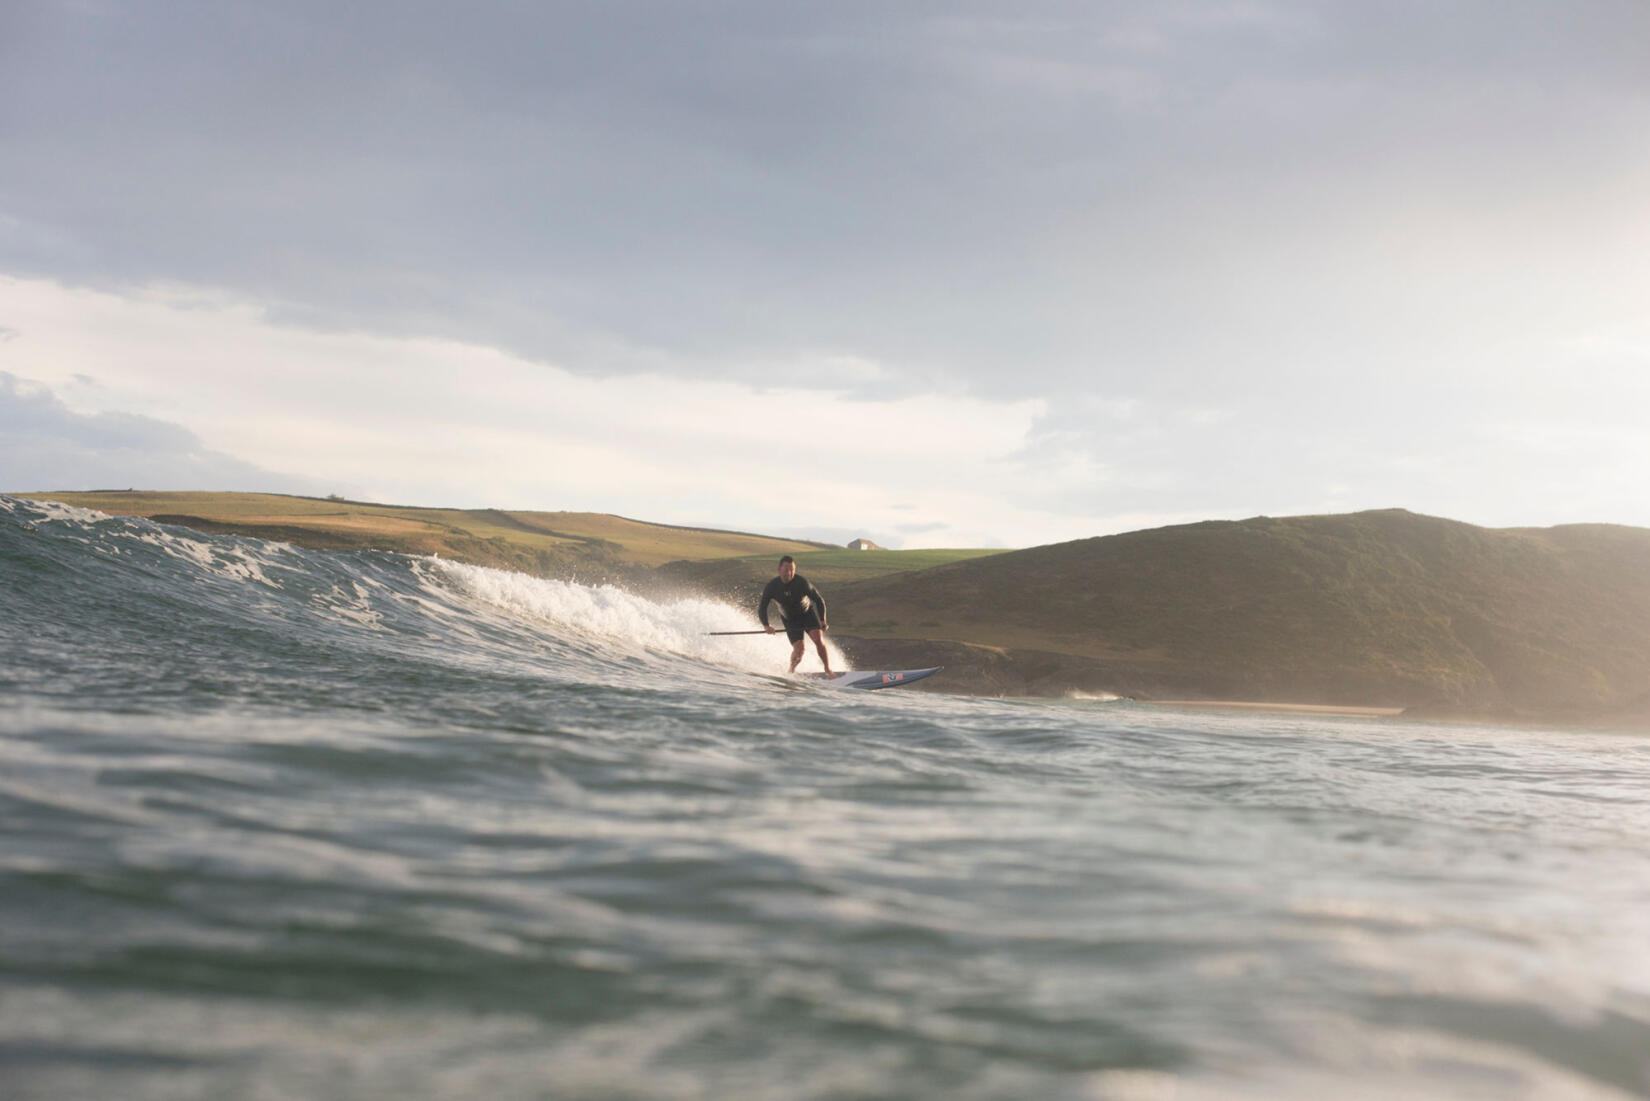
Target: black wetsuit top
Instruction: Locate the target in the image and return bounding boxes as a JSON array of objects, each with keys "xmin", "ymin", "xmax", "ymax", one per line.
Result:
[{"xmin": 758, "ymin": 574, "xmax": 827, "ymax": 630}]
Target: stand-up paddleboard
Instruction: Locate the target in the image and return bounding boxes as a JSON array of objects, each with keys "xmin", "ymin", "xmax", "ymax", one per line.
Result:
[
  {"xmin": 801, "ymin": 667, "xmax": 943, "ymax": 690},
  {"xmin": 703, "ymin": 633, "xmax": 941, "ymax": 691}
]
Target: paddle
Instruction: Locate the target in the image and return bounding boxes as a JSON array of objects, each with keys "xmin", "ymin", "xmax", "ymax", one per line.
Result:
[{"xmin": 704, "ymin": 629, "xmax": 772, "ymax": 636}]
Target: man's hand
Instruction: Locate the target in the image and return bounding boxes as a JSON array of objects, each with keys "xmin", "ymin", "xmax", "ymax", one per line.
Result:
[
  {"xmin": 765, "ymin": 625, "xmax": 776, "ymax": 634},
  {"xmin": 820, "ymin": 623, "xmax": 828, "ymax": 632}
]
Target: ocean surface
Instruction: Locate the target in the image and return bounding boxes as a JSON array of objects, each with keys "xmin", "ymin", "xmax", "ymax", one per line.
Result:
[{"xmin": 2, "ymin": 494, "xmax": 1648, "ymax": 1101}]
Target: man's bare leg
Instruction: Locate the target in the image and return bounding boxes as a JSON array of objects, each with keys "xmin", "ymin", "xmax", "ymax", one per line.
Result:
[
  {"xmin": 808, "ymin": 629, "xmax": 833, "ymax": 676},
  {"xmin": 789, "ymin": 639, "xmax": 805, "ymax": 673}
]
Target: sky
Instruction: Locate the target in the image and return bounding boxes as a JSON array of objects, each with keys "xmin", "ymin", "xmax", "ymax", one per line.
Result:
[{"xmin": 3, "ymin": 1, "xmax": 1648, "ymax": 548}]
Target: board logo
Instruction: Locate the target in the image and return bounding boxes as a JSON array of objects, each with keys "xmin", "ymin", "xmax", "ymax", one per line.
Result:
[{"xmin": 881, "ymin": 673, "xmax": 904, "ymax": 684}]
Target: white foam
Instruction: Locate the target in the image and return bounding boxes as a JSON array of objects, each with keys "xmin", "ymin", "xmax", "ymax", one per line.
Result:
[
  {"xmin": 134, "ymin": 528, "xmax": 287, "ymax": 588},
  {"xmin": 310, "ymin": 581, "xmax": 385, "ymax": 630},
  {"xmin": 427, "ymin": 560, "xmax": 847, "ymax": 676},
  {"xmin": 0, "ymin": 495, "xmax": 109, "ymax": 525}
]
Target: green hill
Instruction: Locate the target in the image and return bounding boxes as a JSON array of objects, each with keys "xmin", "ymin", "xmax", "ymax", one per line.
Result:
[
  {"xmin": 656, "ymin": 547, "xmax": 1005, "ymax": 596},
  {"xmin": 829, "ymin": 509, "xmax": 1650, "ymax": 718},
  {"xmin": 19, "ymin": 491, "xmax": 839, "ymax": 580},
  {"xmin": 18, "ymin": 491, "xmax": 990, "ymax": 588}
]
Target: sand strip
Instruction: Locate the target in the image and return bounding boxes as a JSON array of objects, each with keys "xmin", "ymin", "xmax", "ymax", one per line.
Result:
[{"xmin": 1145, "ymin": 700, "xmax": 1405, "ymax": 717}]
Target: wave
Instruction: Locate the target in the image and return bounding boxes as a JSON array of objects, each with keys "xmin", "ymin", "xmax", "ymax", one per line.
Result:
[{"xmin": 0, "ymin": 495, "xmax": 844, "ymax": 693}]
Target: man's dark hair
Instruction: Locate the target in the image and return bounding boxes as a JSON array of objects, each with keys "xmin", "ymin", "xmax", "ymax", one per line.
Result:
[{"xmin": 779, "ymin": 555, "xmax": 795, "ymax": 566}]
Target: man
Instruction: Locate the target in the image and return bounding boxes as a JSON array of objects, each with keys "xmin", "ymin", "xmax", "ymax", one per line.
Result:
[{"xmin": 758, "ymin": 555, "xmax": 833, "ymax": 676}]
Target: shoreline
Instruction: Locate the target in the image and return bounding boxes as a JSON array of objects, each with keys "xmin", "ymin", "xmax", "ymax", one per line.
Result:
[{"xmin": 1143, "ymin": 700, "xmax": 1407, "ymax": 717}]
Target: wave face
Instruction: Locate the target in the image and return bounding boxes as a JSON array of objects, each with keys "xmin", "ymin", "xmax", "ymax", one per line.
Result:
[{"xmin": 3, "ymin": 494, "xmax": 1649, "ymax": 1100}]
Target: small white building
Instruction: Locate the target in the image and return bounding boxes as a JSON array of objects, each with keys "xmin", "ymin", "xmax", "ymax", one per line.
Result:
[{"xmin": 846, "ymin": 538, "xmax": 884, "ymax": 551}]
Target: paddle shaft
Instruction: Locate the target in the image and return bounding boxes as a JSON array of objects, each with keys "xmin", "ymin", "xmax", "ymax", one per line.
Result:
[{"xmin": 704, "ymin": 629, "xmax": 773, "ymax": 636}]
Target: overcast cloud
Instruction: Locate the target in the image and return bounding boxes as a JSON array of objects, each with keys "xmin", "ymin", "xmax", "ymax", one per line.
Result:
[{"xmin": 3, "ymin": 1, "xmax": 1648, "ymax": 543}]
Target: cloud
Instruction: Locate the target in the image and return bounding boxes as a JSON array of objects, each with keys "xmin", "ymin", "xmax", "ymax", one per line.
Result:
[
  {"xmin": 3, "ymin": 3, "xmax": 1649, "ymax": 537},
  {"xmin": 0, "ymin": 370, "xmax": 327, "ymax": 495},
  {"xmin": 6, "ymin": 271, "xmax": 1649, "ymax": 543},
  {"xmin": 4, "ymin": 1, "xmax": 1647, "ymax": 403},
  {"xmin": 5, "ymin": 275, "xmax": 1192, "ymax": 547}
]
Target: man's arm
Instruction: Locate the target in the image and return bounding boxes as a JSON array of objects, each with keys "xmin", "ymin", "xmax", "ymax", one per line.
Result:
[
  {"xmin": 757, "ymin": 579, "xmax": 777, "ymax": 628},
  {"xmin": 809, "ymin": 584, "xmax": 827, "ymax": 629}
]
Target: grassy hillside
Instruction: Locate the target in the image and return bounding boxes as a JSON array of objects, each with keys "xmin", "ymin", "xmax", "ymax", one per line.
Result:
[
  {"xmin": 22, "ymin": 491, "xmax": 839, "ymax": 579},
  {"xmin": 656, "ymin": 547, "xmax": 1005, "ymax": 600},
  {"xmin": 20, "ymin": 491, "xmax": 996, "ymax": 589},
  {"xmin": 831, "ymin": 510, "xmax": 1650, "ymax": 716}
]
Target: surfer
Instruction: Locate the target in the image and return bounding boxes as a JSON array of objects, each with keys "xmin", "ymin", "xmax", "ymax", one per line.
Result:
[{"xmin": 759, "ymin": 556, "xmax": 833, "ymax": 676}]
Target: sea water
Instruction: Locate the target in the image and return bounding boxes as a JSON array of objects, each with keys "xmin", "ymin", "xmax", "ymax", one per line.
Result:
[{"xmin": 1, "ymin": 494, "xmax": 1647, "ymax": 1100}]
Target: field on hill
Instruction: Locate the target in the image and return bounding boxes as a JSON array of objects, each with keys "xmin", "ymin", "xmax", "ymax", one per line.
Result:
[
  {"xmin": 656, "ymin": 547, "xmax": 1004, "ymax": 598},
  {"xmin": 20, "ymin": 491, "xmax": 998, "ymax": 586},
  {"xmin": 22, "ymin": 491, "xmax": 839, "ymax": 577}
]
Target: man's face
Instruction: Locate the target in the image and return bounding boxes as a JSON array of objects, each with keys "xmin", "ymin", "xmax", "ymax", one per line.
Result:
[{"xmin": 778, "ymin": 560, "xmax": 796, "ymax": 583}]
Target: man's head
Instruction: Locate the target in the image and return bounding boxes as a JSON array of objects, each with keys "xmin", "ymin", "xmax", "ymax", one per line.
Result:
[{"xmin": 777, "ymin": 555, "xmax": 796, "ymax": 582}]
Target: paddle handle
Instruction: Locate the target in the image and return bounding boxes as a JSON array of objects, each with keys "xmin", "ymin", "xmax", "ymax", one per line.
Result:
[{"xmin": 704, "ymin": 629, "xmax": 773, "ymax": 635}]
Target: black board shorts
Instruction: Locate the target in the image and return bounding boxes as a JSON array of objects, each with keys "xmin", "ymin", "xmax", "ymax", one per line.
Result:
[{"xmin": 782, "ymin": 610, "xmax": 823, "ymax": 643}]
